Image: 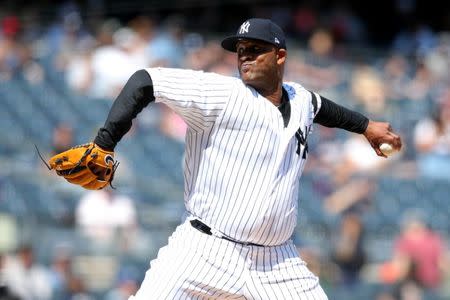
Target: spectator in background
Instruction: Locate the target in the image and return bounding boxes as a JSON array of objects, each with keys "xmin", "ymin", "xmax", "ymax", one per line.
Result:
[
  {"xmin": 335, "ymin": 134, "xmax": 392, "ymax": 180},
  {"xmin": 128, "ymin": 15, "xmax": 156, "ymax": 48},
  {"xmin": 403, "ymin": 61, "xmax": 434, "ymax": 102},
  {"xmin": 292, "ymin": 2, "xmax": 319, "ymax": 39},
  {"xmin": 51, "ymin": 123, "xmax": 74, "ymax": 155},
  {"xmin": 89, "ymin": 23, "xmax": 150, "ymax": 99},
  {"xmin": 392, "ymin": 22, "xmax": 437, "ymax": 59},
  {"xmin": 424, "ymin": 33, "xmax": 450, "ymax": 87},
  {"xmin": 62, "ymin": 275, "xmax": 93, "ymax": 300},
  {"xmin": 394, "ymin": 280, "xmax": 424, "ymax": 300},
  {"xmin": 105, "ymin": 266, "xmax": 140, "ymax": 300},
  {"xmin": 184, "ymin": 40, "xmax": 236, "ymax": 76},
  {"xmin": 327, "ymin": 2, "xmax": 367, "ymax": 44},
  {"xmin": 64, "ymin": 37, "xmax": 95, "ymax": 95},
  {"xmin": 285, "ymin": 27, "xmax": 341, "ymax": 91},
  {"xmin": 374, "ymin": 290, "xmax": 397, "ymax": 300},
  {"xmin": 0, "ymin": 253, "xmax": 20, "ymax": 300},
  {"xmin": 0, "ymin": 13, "xmax": 45, "ymax": 85},
  {"xmin": 414, "ymin": 93, "xmax": 450, "ymax": 180},
  {"xmin": 43, "ymin": 2, "xmax": 90, "ymax": 56},
  {"xmin": 331, "ymin": 213, "xmax": 367, "ymax": 286},
  {"xmin": 2, "ymin": 244, "xmax": 53, "ymax": 300},
  {"xmin": 301, "ymin": 125, "xmax": 340, "ymax": 174},
  {"xmin": 350, "ymin": 64, "xmax": 387, "ymax": 116},
  {"xmin": 381, "ymin": 211, "xmax": 448, "ymax": 290},
  {"xmin": 296, "ymin": 245, "xmax": 336, "ymax": 292},
  {"xmin": 75, "ymin": 188, "xmax": 138, "ymax": 249},
  {"xmin": 87, "ymin": 19, "xmax": 120, "ymax": 99},
  {"xmin": 49, "ymin": 250, "xmax": 70, "ymax": 299},
  {"xmin": 382, "ymin": 54, "xmax": 411, "ymax": 101},
  {"xmin": 0, "ymin": 14, "xmax": 22, "ymax": 80},
  {"xmin": 1, "ymin": 15, "xmax": 20, "ymax": 39},
  {"xmin": 322, "ymin": 133, "xmax": 393, "ymax": 215},
  {"xmin": 47, "ymin": 245, "xmax": 89, "ymax": 300},
  {"xmin": 146, "ymin": 15, "xmax": 186, "ymax": 68},
  {"xmin": 42, "ymin": 2, "xmax": 94, "ymax": 90}
]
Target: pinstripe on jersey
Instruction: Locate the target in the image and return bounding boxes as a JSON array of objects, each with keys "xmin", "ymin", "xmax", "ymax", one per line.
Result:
[
  {"xmin": 130, "ymin": 219, "xmax": 328, "ymax": 299},
  {"xmin": 146, "ymin": 67, "xmax": 322, "ymax": 246}
]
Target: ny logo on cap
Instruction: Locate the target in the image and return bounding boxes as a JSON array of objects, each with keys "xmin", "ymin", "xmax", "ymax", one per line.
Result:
[{"xmin": 239, "ymin": 21, "xmax": 250, "ymax": 34}]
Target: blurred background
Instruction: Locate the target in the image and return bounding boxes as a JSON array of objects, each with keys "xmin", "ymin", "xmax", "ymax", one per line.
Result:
[{"xmin": 0, "ymin": 0, "xmax": 449, "ymax": 299}]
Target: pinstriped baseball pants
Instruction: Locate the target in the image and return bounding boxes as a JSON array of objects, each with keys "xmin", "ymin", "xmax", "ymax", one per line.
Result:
[{"xmin": 129, "ymin": 220, "xmax": 328, "ymax": 300}]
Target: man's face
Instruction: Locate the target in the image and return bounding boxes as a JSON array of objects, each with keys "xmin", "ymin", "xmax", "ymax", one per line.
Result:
[{"xmin": 236, "ymin": 39, "xmax": 286, "ymax": 91}]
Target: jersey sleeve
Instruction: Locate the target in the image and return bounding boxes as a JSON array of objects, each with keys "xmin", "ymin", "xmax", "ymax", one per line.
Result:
[
  {"xmin": 145, "ymin": 67, "xmax": 235, "ymax": 131},
  {"xmin": 309, "ymin": 91, "xmax": 322, "ymax": 118},
  {"xmin": 284, "ymin": 82, "xmax": 322, "ymax": 127}
]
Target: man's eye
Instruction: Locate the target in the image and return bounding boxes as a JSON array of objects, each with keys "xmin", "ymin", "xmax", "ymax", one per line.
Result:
[
  {"xmin": 237, "ymin": 45, "xmax": 268, "ymax": 55},
  {"xmin": 247, "ymin": 46, "xmax": 262, "ymax": 53}
]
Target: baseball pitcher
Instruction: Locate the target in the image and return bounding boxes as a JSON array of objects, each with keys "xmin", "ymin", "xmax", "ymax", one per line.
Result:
[{"xmin": 48, "ymin": 18, "xmax": 402, "ymax": 299}]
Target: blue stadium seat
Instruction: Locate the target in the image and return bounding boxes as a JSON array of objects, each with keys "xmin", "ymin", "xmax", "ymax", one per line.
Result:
[
  {"xmin": 0, "ymin": 80, "xmax": 55, "ymax": 144},
  {"xmin": 0, "ymin": 177, "xmax": 29, "ymax": 218}
]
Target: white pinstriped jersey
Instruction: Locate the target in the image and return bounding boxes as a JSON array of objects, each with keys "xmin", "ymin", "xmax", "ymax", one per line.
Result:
[{"xmin": 146, "ymin": 67, "xmax": 322, "ymax": 246}]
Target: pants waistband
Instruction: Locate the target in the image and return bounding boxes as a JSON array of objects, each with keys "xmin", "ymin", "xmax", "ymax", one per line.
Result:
[{"xmin": 189, "ymin": 219, "xmax": 263, "ymax": 247}]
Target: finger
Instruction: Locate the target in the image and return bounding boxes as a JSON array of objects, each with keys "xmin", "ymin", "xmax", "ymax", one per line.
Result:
[
  {"xmin": 384, "ymin": 131, "xmax": 401, "ymax": 150},
  {"xmin": 373, "ymin": 145, "xmax": 387, "ymax": 158},
  {"xmin": 390, "ymin": 135, "xmax": 402, "ymax": 150}
]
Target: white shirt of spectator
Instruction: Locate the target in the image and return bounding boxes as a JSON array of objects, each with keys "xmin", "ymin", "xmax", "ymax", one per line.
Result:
[{"xmin": 76, "ymin": 190, "xmax": 137, "ymax": 241}]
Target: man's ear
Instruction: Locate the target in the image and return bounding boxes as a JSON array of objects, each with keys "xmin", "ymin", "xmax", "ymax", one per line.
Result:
[{"xmin": 277, "ymin": 49, "xmax": 287, "ymax": 65}]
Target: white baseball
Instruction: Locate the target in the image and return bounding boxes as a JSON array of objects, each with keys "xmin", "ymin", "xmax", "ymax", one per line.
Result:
[{"xmin": 379, "ymin": 143, "xmax": 395, "ymax": 156}]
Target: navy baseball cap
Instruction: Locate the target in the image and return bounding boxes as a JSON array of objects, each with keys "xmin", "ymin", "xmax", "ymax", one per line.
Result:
[{"xmin": 221, "ymin": 18, "xmax": 286, "ymax": 52}]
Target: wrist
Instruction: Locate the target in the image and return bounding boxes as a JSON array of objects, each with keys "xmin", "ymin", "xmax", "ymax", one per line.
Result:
[
  {"xmin": 94, "ymin": 133, "xmax": 115, "ymax": 152},
  {"xmin": 362, "ymin": 119, "xmax": 372, "ymax": 136}
]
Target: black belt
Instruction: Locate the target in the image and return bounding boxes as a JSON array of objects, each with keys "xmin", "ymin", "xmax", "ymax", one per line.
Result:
[{"xmin": 190, "ymin": 219, "xmax": 263, "ymax": 247}]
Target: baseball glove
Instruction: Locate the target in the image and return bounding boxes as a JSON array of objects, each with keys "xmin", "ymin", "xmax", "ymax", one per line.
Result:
[{"xmin": 47, "ymin": 142, "xmax": 118, "ymax": 190}]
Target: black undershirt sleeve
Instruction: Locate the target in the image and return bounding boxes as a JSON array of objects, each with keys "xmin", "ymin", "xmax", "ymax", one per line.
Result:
[
  {"xmin": 94, "ymin": 69, "xmax": 155, "ymax": 151},
  {"xmin": 278, "ymin": 88, "xmax": 290, "ymax": 128},
  {"xmin": 313, "ymin": 96, "xmax": 369, "ymax": 134}
]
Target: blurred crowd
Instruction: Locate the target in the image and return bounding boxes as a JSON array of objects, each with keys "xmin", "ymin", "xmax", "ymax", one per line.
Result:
[{"xmin": 1, "ymin": 0, "xmax": 450, "ymax": 299}]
